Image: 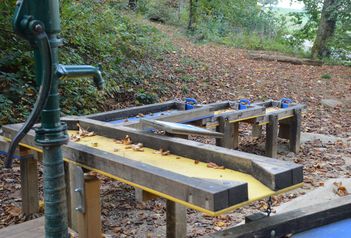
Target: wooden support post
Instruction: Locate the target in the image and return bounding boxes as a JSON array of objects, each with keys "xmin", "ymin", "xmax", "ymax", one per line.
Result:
[
  {"xmin": 289, "ymin": 109, "xmax": 302, "ymax": 154},
  {"xmin": 19, "ymin": 147, "xmax": 39, "ymax": 216},
  {"xmin": 216, "ymin": 117, "xmax": 239, "ymax": 149},
  {"xmin": 77, "ymin": 174, "xmax": 102, "ymax": 238},
  {"xmin": 265, "ymin": 115, "xmax": 278, "ymax": 158},
  {"xmin": 166, "ymin": 200, "xmax": 187, "ymax": 238},
  {"xmin": 278, "ymin": 122, "xmax": 290, "ymax": 140},
  {"xmin": 252, "ymin": 124, "xmax": 262, "ymax": 137}
]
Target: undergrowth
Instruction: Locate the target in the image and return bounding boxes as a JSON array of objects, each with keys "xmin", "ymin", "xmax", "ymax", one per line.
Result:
[{"xmin": 0, "ymin": 0, "xmax": 173, "ymax": 126}]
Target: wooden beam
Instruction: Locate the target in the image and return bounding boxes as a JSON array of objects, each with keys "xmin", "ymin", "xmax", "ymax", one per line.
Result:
[
  {"xmin": 166, "ymin": 200, "xmax": 187, "ymax": 238},
  {"xmin": 77, "ymin": 174, "xmax": 102, "ymax": 238},
  {"xmin": 86, "ymin": 100, "xmax": 177, "ymax": 121},
  {"xmin": 265, "ymin": 114, "xmax": 278, "ymax": 158},
  {"xmin": 216, "ymin": 117, "xmax": 239, "ymax": 149},
  {"xmin": 207, "ymin": 196, "xmax": 351, "ymax": 238},
  {"xmin": 289, "ymin": 109, "xmax": 302, "ymax": 154},
  {"xmin": 19, "ymin": 147, "xmax": 39, "ymax": 216}
]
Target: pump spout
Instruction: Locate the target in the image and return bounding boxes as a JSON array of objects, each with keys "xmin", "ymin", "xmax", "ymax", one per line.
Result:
[{"xmin": 57, "ymin": 64, "xmax": 104, "ymax": 90}]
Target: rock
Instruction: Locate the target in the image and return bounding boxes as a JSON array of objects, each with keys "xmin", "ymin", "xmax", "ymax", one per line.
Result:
[{"xmin": 320, "ymin": 99, "xmax": 343, "ymax": 108}]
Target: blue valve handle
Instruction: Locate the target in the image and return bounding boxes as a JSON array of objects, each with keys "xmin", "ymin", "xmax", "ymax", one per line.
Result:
[
  {"xmin": 239, "ymin": 99, "xmax": 250, "ymax": 110},
  {"xmin": 280, "ymin": 98, "xmax": 293, "ymax": 108},
  {"xmin": 185, "ymin": 98, "xmax": 197, "ymax": 110}
]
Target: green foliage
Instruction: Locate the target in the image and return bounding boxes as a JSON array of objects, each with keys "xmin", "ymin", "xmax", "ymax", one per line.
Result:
[
  {"xmin": 291, "ymin": 0, "xmax": 351, "ymax": 61},
  {"xmin": 135, "ymin": 91, "xmax": 159, "ymax": 105},
  {"xmin": 321, "ymin": 73, "xmax": 332, "ymax": 79},
  {"xmin": 137, "ymin": 0, "xmax": 180, "ymax": 25},
  {"xmin": 0, "ymin": 0, "xmax": 172, "ymax": 126}
]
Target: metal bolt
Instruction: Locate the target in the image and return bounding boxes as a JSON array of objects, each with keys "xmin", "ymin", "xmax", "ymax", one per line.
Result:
[
  {"xmin": 34, "ymin": 24, "xmax": 43, "ymax": 32},
  {"xmin": 75, "ymin": 206, "xmax": 83, "ymax": 212}
]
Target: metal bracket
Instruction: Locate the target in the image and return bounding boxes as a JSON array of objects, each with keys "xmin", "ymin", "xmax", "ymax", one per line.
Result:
[{"xmin": 74, "ymin": 166, "xmax": 85, "ymax": 214}]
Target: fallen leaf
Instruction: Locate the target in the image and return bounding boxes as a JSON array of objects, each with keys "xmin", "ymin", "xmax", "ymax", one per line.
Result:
[
  {"xmin": 333, "ymin": 182, "xmax": 349, "ymax": 196},
  {"xmin": 7, "ymin": 206, "xmax": 21, "ymax": 217},
  {"xmin": 207, "ymin": 162, "xmax": 225, "ymax": 169}
]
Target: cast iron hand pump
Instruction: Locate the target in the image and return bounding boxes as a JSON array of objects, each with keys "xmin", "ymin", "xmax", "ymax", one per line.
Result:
[{"xmin": 5, "ymin": 0, "xmax": 104, "ymax": 237}]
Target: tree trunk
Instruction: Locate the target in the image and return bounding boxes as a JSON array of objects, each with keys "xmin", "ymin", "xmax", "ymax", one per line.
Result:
[
  {"xmin": 128, "ymin": 0, "xmax": 137, "ymax": 11},
  {"xmin": 188, "ymin": 0, "xmax": 198, "ymax": 31},
  {"xmin": 311, "ymin": 0, "xmax": 338, "ymax": 59}
]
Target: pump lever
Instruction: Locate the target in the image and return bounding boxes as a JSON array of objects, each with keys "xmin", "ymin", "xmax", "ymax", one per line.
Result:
[{"xmin": 5, "ymin": 21, "xmax": 53, "ymax": 168}]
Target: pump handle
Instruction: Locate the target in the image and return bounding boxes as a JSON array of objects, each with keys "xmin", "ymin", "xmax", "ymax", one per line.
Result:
[{"xmin": 5, "ymin": 22, "xmax": 53, "ymax": 168}]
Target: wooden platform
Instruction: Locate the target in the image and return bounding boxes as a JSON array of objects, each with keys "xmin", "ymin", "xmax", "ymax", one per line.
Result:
[
  {"xmin": 0, "ymin": 218, "xmax": 45, "ymax": 238},
  {"xmin": 0, "ymin": 217, "xmax": 77, "ymax": 238}
]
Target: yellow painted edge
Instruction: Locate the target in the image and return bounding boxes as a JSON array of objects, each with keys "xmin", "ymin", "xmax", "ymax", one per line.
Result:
[
  {"xmin": 9, "ymin": 140, "xmax": 303, "ymax": 216},
  {"xmin": 228, "ymin": 114, "xmax": 265, "ymax": 123},
  {"xmin": 258, "ymin": 115, "xmax": 294, "ymax": 126}
]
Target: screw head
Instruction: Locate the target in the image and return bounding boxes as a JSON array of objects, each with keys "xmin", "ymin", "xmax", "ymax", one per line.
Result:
[{"xmin": 34, "ymin": 24, "xmax": 43, "ymax": 32}]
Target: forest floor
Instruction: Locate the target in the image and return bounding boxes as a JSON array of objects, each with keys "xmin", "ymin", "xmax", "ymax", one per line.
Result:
[{"xmin": 0, "ymin": 23, "xmax": 351, "ymax": 237}]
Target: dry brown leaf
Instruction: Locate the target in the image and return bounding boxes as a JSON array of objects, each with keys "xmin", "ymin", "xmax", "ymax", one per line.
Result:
[
  {"xmin": 77, "ymin": 123, "xmax": 95, "ymax": 137},
  {"xmin": 207, "ymin": 162, "xmax": 225, "ymax": 169},
  {"xmin": 333, "ymin": 182, "xmax": 349, "ymax": 196},
  {"xmin": 7, "ymin": 206, "xmax": 21, "ymax": 217},
  {"xmin": 132, "ymin": 143, "xmax": 144, "ymax": 152},
  {"xmin": 194, "ymin": 160, "xmax": 200, "ymax": 164},
  {"xmin": 161, "ymin": 150, "xmax": 170, "ymax": 156},
  {"xmin": 123, "ymin": 135, "xmax": 132, "ymax": 145}
]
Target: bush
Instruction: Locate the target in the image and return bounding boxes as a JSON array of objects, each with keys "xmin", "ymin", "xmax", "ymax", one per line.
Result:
[{"xmin": 0, "ymin": 0, "xmax": 172, "ymax": 126}]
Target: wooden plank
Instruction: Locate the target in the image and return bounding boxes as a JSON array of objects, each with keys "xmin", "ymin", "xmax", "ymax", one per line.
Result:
[
  {"xmin": 19, "ymin": 147, "xmax": 39, "ymax": 216},
  {"xmin": 86, "ymin": 100, "xmax": 177, "ymax": 121},
  {"xmin": 0, "ymin": 217, "xmax": 45, "ymax": 238},
  {"xmin": 216, "ymin": 117, "xmax": 239, "ymax": 149},
  {"xmin": 129, "ymin": 106, "xmax": 213, "ymax": 128},
  {"xmin": 218, "ymin": 106, "xmax": 265, "ymax": 123},
  {"xmin": 0, "ymin": 217, "xmax": 77, "ymax": 238},
  {"xmin": 265, "ymin": 114, "xmax": 278, "ymax": 158},
  {"xmin": 289, "ymin": 109, "xmax": 302, "ymax": 154},
  {"xmin": 207, "ymin": 196, "xmax": 351, "ymax": 238},
  {"xmin": 166, "ymin": 200, "xmax": 187, "ymax": 238},
  {"xmin": 77, "ymin": 175, "xmax": 102, "ymax": 238}
]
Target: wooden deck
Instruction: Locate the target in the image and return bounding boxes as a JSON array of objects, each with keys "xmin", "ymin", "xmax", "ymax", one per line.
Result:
[
  {"xmin": 0, "ymin": 217, "xmax": 77, "ymax": 238},
  {"xmin": 0, "ymin": 218, "xmax": 45, "ymax": 238}
]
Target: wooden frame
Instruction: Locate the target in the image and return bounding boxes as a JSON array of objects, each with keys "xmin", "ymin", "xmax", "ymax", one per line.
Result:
[
  {"xmin": 3, "ymin": 120, "xmax": 302, "ymax": 212},
  {"xmin": 81, "ymin": 100, "xmax": 213, "ymax": 128},
  {"xmin": 208, "ymin": 196, "xmax": 351, "ymax": 238}
]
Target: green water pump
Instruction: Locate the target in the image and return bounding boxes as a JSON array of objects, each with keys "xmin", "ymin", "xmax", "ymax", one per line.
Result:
[{"xmin": 5, "ymin": 0, "xmax": 104, "ymax": 237}]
